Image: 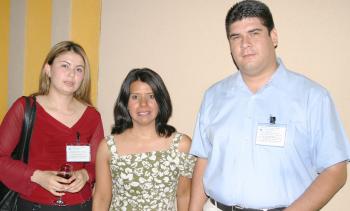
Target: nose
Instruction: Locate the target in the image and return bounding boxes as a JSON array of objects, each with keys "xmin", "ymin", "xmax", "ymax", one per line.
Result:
[
  {"xmin": 241, "ymin": 35, "xmax": 252, "ymax": 48},
  {"xmin": 139, "ymin": 96, "xmax": 147, "ymax": 106},
  {"xmin": 68, "ymin": 68, "xmax": 76, "ymax": 77}
]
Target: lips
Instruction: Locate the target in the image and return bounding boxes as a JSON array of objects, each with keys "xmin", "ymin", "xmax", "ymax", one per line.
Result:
[
  {"xmin": 63, "ymin": 81, "xmax": 74, "ymax": 87},
  {"xmin": 137, "ymin": 111, "xmax": 151, "ymax": 116},
  {"xmin": 242, "ymin": 52, "xmax": 256, "ymax": 58}
]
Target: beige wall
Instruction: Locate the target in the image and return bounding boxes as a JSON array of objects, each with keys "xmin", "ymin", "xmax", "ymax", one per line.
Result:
[{"xmin": 98, "ymin": 1, "xmax": 350, "ymax": 210}]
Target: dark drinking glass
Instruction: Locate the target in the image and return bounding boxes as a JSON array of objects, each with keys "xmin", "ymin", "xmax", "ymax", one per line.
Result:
[{"xmin": 54, "ymin": 163, "xmax": 73, "ymax": 206}]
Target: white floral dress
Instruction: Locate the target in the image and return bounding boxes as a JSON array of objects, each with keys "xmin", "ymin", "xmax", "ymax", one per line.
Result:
[{"xmin": 106, "ymin": 132, "xmax": 196, "ymax": 211}]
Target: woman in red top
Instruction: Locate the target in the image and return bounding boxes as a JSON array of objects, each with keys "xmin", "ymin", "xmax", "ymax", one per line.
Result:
[{"xmin": 0, "ymin": 41, "xmax": 104, "ymax": 211}]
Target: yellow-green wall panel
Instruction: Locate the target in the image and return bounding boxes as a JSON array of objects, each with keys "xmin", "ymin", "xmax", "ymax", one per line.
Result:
[
  {"xmin": 24, "ymin": 0, "xmax": 52, "ymax": 96},
  {"xmin": 71, "ymin": 0, "xmax": 101, "ymax": 106},
  {"xmin": 0, "ymin": 0, "xmax": 10, "ymax": 121}
]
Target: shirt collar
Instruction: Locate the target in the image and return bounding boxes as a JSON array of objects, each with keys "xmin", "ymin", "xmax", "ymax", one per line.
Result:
[
  {"xmin": 267, "ymin": 58, "xmax": 288, "ymax": 90},
  {"xmin": 233, "ymin": 58, "xmax": 288, "ymax": 93}
]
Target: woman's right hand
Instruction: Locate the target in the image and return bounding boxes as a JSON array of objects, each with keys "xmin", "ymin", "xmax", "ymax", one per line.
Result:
[{"xmin": 30, "ymin": 170, "xmax": 68, "ymax": 196}]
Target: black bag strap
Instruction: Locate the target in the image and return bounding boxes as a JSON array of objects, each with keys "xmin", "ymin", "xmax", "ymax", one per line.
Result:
[{"xmin": 19, "ymin": 96, "xmax": 36, "ymax": 163}]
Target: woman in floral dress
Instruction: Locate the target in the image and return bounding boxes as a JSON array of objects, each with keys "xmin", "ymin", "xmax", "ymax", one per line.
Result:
[{"xmin": 92, "ymin": 68, "xmax": 196, "ymax": 211}]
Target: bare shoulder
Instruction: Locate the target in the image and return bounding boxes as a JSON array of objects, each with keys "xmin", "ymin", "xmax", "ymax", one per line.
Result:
[
  {"xmin": 98, "ymin": 137, "xmax": 107, "ymax": 148},
  {"xmin": 97, "ymin": 137, "xmax": 111, "ymax": 159},
  {"xmin": 178, "ymin": 133, "xmax": 192, "ymax": 153}
]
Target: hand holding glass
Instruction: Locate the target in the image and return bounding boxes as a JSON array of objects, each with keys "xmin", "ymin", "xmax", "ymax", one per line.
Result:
[{"xmin": 54, "ymin": 163, "xmax": 73, "ymax": 206}]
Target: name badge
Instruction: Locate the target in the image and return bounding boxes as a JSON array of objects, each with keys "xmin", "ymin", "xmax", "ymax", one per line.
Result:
[
  {"xmin": 256, "ymin": 124, "xmax": 286, "ymax": 147},
  {"xmin": 66, "ymin": 145, "xmax": 91, "ymax": 162}
]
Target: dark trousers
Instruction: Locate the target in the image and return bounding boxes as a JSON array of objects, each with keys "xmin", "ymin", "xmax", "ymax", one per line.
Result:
[{"xmin": 17, "ymin": 198, "xmax": 92, "ymax": 211}]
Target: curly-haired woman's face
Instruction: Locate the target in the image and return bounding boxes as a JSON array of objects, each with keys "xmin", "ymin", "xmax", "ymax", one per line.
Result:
[{"xmin": 128, "ymin": 81, "xmax": 159, "ymax": 127}]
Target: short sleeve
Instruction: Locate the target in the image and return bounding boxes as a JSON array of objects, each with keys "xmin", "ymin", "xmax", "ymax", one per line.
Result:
[
  {"xmin": 190, "ymin": 92, "xmax": 212, "ymax": 158},
  {"xmin": 309, "ymin": 91, "xmax": 350, "ymax": 172},
  {"xmin": 178, "ymin": 152, "xmax": 196, "ymax": 178}
]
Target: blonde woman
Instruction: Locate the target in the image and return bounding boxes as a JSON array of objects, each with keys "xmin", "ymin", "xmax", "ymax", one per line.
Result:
[{"xmin": 0, "ymin": 41, "xmax": 104, "ymax": 211}]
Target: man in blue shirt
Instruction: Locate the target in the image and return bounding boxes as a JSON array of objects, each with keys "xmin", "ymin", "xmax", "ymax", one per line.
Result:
[{"xmin": 189, "ymin": 0, "xmax": 350, "ymax": 210}]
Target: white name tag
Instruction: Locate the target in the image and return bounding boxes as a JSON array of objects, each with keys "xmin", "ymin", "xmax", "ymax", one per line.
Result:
[
  {"xmin": 256, "ymin": 124, "xmax": 286, "ymax": 147},
  {"xmin": 66, "ymin": 145, "xmax": 91, "ymax": 162}
]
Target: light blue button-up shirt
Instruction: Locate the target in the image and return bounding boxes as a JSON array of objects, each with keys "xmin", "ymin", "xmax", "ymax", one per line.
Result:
[{"xmin": 190, "ymin": 59, "xmax": 350, "ymax": 209}]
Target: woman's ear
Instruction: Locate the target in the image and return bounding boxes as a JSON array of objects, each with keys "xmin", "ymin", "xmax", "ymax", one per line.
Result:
[{"xmin": 44, "ymin": 64, "xmax": 51, "ymax": 78}]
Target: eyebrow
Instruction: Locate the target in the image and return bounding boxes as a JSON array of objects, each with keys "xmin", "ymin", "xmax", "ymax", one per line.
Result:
[
  {"xmin": 248, "ymin": 28, "xmax": 263, "ymax": 33},
  {"xmin": 57, "ymin": 60, "xmax": 85, "ymax": 68},
  {"xmin": 229, "ymin": 28, "xmax": 263, "ymax": 38},
  {"xmin": 130, "ymin": 92, "xmax": 154, "ymax": 94},
  {"xmin": 130, "ymin": 92, "xmax": 154, "ymax": 96}
]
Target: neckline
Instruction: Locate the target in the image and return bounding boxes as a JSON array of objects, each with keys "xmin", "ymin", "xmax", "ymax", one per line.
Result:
[
  {"xmin": 117, "ymin": 146, "xmax": 172, "ymax": 158},
  {"xmin": 110, "ymin": 132, "xmax": 180, "ymax": 158},
  {"xmin": 36, "ymin": 101, "xmax": 89, "ymax": 129}
]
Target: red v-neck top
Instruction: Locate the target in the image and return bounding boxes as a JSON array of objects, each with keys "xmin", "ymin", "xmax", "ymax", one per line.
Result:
[{"xmin": 0, "ymin": 97, "xmax": 104, "ymax": 205}]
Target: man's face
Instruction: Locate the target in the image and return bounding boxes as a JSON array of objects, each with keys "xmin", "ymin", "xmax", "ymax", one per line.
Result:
[{"xmin": 228, "ymin": 17, "xmax": 278, "ymax": 78}]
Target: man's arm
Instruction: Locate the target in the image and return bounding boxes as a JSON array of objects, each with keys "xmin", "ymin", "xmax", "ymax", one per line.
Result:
[
  {"xmin": 189, "ymin": 157, "xmax": 209, "ymax": 211},
  {"xmin": 286, "ymin": 161, "xmax": 347, "ymax": 211}
]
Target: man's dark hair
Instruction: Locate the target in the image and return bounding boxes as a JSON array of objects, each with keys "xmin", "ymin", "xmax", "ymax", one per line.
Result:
[
  {"xmin": 225, "ymin": 0, "xmax": 275, "ymax": 38},
  {"xmin": 111, "ymin": 68, "xmax": 176, "ymax": 137}
]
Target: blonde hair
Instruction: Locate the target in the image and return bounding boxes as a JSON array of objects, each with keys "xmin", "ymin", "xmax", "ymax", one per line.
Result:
[{"xmin": 33, "ymin": 41, "xmax": 92, "ymax": 105}]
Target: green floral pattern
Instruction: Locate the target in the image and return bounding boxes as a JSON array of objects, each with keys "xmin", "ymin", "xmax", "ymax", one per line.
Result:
[{"xmin": 106, "ymin": 133, "xmax": 196, "ymax": 211}]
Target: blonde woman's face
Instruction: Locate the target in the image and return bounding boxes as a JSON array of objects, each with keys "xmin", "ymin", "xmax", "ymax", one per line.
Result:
[{"xmin": 45, "ymin": 51, "xmax": 85, "ymax": 96}]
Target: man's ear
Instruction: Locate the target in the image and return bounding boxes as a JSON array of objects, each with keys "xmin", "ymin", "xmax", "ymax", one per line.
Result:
[
  {"xmin": 44, "ymin": 64, "xmax": 51, "ymax": 77},
  {"xmin": 271, "ymin": 28, "xmax": 278, "ymax": 48}
]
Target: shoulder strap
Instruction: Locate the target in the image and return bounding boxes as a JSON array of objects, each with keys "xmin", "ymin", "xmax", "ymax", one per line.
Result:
[
  {"xmin": 171, "ymin": 132, "xmax": 182, "ymax": 150},
  {"xmin": 20, "ymin": 96, "xmax": 36, "ymax": 163},
  {"xmin": 106, "ymin": 135, "xmax": 118, "ymax": 157}
]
